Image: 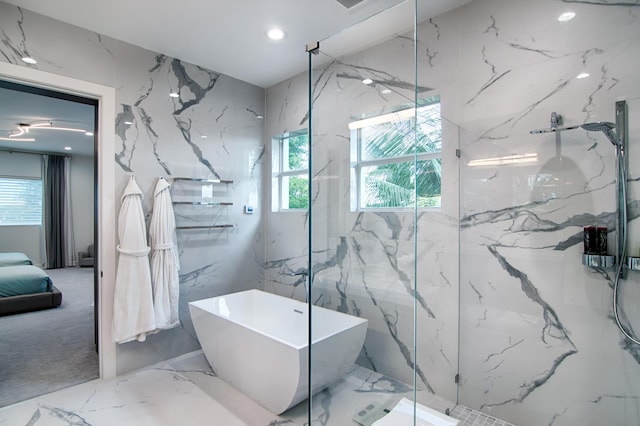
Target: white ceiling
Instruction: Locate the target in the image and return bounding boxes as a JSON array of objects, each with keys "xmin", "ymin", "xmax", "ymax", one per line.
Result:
[
  {"xmin": 0, "ymin": 0, "xmax": 472, "ymax": 156},
  {"xmin": 3, "ymin": 0, "xmax": 472, "ymax": 88},
  {"xmin": 0, "ymin": 86, "xmax": 96, "ymax": 156}
]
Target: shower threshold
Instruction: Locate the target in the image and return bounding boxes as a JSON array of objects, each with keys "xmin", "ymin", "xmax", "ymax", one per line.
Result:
[{"xmin": 372, "ymin": 397, "xmax": 460, "ymax": 426}]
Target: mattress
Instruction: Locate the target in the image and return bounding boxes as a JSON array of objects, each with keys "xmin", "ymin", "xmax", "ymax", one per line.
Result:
[
  {"xmin": 0, "ymin": 252, "xmax": 33, "ymax": 267},
  {"xmin": 0, "ymin": 265, "xmax": 53, "ymax": 297}
]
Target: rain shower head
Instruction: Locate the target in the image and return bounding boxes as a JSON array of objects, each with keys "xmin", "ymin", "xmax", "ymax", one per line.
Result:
[
  {"xmin": 580, "ymin": 121, "xmax": 615, "ymax": 132},
  {"xmin": 580, "ymin": 121, "xmax": 619, "ymax": 146}
]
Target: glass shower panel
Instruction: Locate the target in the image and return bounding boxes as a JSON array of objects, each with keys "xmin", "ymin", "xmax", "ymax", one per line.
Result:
[
  {"xmin": 306, "ymin": 1, "xmax": 422, "ymax": 424},
  {"xmin": 411, "ymin": 0, "xmax": 461, "ymax": 416}
]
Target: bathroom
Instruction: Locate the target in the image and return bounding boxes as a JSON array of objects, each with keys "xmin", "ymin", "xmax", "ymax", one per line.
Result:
[{"xmin": 0, "ymin": 0, "xmax": 639, "ymax": 425}]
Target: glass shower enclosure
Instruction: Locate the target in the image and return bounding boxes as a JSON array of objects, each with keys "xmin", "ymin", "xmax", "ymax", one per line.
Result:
[
  {"xmin": 303, "ymin": 1, "xmax": 460, "ymax": 424},
  {"xmin": 265, "ymin": 0, "xmax": 640, "ymax": 425}
]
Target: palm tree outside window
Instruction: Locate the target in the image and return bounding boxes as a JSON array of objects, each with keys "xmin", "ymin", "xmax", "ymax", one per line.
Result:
[
  {"xmin": 349, "ymin": 97, "xmax": 442, "ymax": 210},
  {"xmin": 272, "ymin": 130, "xmax": 309, "ymax": 211}
]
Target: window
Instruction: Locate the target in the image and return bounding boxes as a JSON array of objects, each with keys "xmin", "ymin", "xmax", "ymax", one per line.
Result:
[
  {"xmin": 272, "ymin": 130, "xmax": 309, "ymax": 211},
  {"xmin": 0, "ymin": 177, "xmax": 43, "ymax": 226},
  {"xmin": 350, "ymin": 97, "xmax": 442, "ymax": 210}
]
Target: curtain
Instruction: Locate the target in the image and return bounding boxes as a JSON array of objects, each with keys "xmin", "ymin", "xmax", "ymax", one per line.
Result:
[
  {"xmin": 44, "ymin": 155, "xmax": 66, "ymax": 269},
  {"xmin": 40, "ymin": 155, "xmax": 48, "ymax": 268},
  {"xmin": 64, "ymin": 156, "xmax": 76, "ymax": 266}
]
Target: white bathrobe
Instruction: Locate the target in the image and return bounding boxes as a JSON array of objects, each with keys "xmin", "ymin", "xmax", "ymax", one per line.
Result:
[
  {"xmin": 149, "ymin": 177, "xmax": 180, "ymax": 330},
  {"xmin": 112, "ymin": 176, "xmax": 156, "ymax": 343}
]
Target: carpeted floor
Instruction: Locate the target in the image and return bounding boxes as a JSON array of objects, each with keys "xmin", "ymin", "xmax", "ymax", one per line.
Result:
[{"xmin": 0, "ymin": 267, "xmax": 99, "ymax": 408}]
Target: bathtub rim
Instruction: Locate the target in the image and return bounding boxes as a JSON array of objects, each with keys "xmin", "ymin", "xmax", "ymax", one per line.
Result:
[{"xmin": 188, "ymin": 289, "xmax": 368, "ymax": 351}]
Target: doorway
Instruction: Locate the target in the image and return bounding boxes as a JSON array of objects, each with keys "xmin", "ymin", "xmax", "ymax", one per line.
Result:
[{"xmin": 0, "ymin": 79, "xmax": 100, "ymax": 407}]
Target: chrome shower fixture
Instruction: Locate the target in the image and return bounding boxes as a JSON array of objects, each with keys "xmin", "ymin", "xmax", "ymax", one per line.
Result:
[
  {"xmin": 531, "ymin": 101, "xmax": 637, "ymax": 345},
  {"xmin": 529, "ymin": 124, "xmax": 580, "ymax": 134},
  {"xmin": 529, "ymin": 112, "xmax": 620, "ymax": 146},
  {"xmin": 530, "ymin": 112, "xmax": 579, "ymax": 133},
  {"xmin": 580, "ymin": 121, "xmax": 619, "ymax": 146}
]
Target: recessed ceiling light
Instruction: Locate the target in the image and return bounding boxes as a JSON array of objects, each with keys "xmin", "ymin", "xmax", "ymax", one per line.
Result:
[
  {"xmin": 266, "ymin": 28, "xmax": 286, "ymax": 41},
  {"xmin": 85, "ymin": 131, "xmax": 94, "ymax": 136},
  {"xmin": 21, "ymin": 56, "xmax": 37, "ymax": 64},
  {"xmin": 558, "ymin": 11, "xmax": 576, "ymax": 22},
  {"xmin": 362, "ymin": 78, "xmax": 373, "ymax": 85},
  {"xmin": 169, "ymin": 92, "xmax": 180, "ymax": 98},
  {"xmin": 576, "ymin": 72, "xmax": 590, "ymax": 79},
  {"xmin": 201, "ymin": 135, "xmax": 208, "ymax": 139},
  {"xmin": 256, "ymin": 115, "xmax": 264, "ymax": 119},
  {"xmin": 64, "ymin": 146, "xmax": 72, "ymax": 150},
  {"xmin": 381, "ymin": 88, "xmax": 392, "ymax": 94}
]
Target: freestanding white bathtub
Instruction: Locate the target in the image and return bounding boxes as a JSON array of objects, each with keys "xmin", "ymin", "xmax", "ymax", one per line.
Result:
[{"xmin": 189, "ymin": 289, "xmax": 368, "ymax": 414}]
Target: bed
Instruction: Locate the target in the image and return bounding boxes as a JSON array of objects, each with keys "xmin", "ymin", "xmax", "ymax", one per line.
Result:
[{"xmin": 0, "ymin": 253, "xmax": 62, "ymax": 316}]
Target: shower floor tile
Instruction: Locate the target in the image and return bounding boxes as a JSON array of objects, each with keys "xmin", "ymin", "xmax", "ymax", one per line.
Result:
[{"xmin": 0, "ymin": 350, "xmax": 514, "ymax": 426}]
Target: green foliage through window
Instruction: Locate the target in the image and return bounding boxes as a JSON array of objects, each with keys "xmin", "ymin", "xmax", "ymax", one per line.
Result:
[
  {"xmin": 287, "ymin": 175, "xmax": 309, "ymax": 209},
  {"xmin": 352, "ymin": 98, "xmax": 442, "ymax": 209},
  {"xmin": 272, "ymin": 131, "xmax": 309, "ymax": 211}
]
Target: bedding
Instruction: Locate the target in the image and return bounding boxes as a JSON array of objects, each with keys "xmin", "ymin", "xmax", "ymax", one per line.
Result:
[
  {"xmin": 0, "ymin": 252, "xmax": 33, "ymax": 267},
  {"xmin": 0, "ymin": 265, "xmax": 53, "ymax": 297},
  {"xmin": 0, "ymin": 258, "xmax": 61, "ymax": 316}
]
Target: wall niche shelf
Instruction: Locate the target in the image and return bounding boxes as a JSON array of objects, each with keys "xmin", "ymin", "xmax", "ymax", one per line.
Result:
[
  {"xmin": 582, "ymin": 254, "xmax": 616, "ymax": 269},
  {"xmin": 582, "ymin": 255, "xmax": 640, "ymax": 272},
  {"xmin": 626, "ymin": 257, "xmax": 640, "ymax": 271},
  {"xmin": 173, "ymin": 177, "xmax": 233, "ymax": 184},
  {"xmin": 173, "ymin": 201, "xmax": 233, "ymax": 206},
  {"xmin": 176, "ymin": 224, "xmax": 234, "ymax": 230},
  {"xmin": 171, "ymin": 176, "xmax": 234, "ymax": 230}
]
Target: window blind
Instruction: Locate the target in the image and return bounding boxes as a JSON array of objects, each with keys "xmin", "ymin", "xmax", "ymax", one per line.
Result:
[{"xmin": 0, "ymin": 177, "xmax": 43, "ymax": 226}]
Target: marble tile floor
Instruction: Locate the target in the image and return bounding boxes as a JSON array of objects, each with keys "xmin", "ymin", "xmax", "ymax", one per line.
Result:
[{"xmin": 0, "ymin": 351, "xmax": 514, "ymax": 426}]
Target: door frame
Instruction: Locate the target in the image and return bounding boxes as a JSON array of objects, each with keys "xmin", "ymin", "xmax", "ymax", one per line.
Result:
[{"xmin": 0, "ymin": 61, "xmax": 117, "ymax": 379}]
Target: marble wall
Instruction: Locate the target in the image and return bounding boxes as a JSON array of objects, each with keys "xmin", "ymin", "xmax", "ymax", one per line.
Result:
[
  {"xmin": 266, "ymin": 0, "xmax": 640, "ymax": 425},
  {"xmin": 0, "ymin": 2, "xmax": 265, "ymax": 374},
  {"xmin": 450, "ymin": 1, "xmax": 640, "ymax": 425}
]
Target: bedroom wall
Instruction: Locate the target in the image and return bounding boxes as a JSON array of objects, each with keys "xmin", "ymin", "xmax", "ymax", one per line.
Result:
[
  {"xmin": 0, "ymin": 1, "xmax": 265, "ymax": 375},
  {"xmin": 0, "ymin": 151, "xmax": 94, "ymax": 266},
  {"xmin": 0, "ymin": 151, "xmax": 42, "ymax": 264}
]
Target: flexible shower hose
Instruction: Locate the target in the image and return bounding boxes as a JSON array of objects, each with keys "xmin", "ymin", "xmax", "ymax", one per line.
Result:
[{"xmin": 612, "ymin": 155, "xmax": 640, "ymax": 345}]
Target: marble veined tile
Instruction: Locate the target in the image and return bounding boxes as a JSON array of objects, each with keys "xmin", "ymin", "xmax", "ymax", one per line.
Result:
[
  {"xmin": 0, "ymin": 351, "xmax": 453, "ymax": 426},
  {"xmin": 158, "ymin": 350, "xmax": 459, "ymax": 426},
  {"xmin": 0, "ymin": 361, "xmax": 245, "ymax": 426},
  {"xmin": 0, "ymin": 350, "xmax": 517, "ymax": 426}
]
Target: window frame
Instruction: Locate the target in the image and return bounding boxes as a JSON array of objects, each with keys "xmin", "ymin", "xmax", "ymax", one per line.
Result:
[
  {"xmin": 350, "ymin": 98, "xmax": 442, "ymax": 211},
  {"xmin": 272, "ymin": 129, "xmax": 309, "ymax": 212}
]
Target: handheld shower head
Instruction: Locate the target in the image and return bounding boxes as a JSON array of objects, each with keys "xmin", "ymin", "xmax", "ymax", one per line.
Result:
[{"xmin": 580, "ymin": 122, "xmax": 619, "ymax": 146}]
